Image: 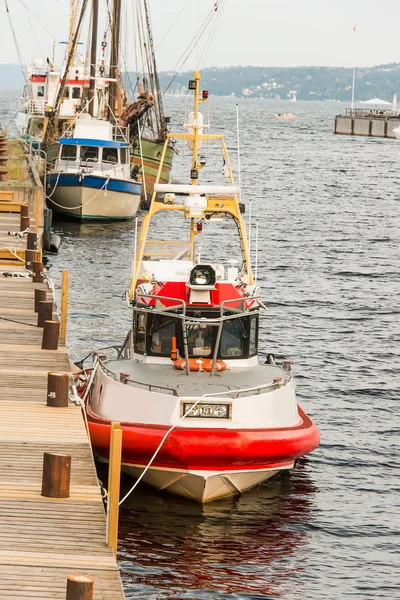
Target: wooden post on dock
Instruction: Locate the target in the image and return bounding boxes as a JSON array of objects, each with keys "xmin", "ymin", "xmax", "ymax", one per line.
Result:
[
  {"xmin": 27, "ymin": 232, "xmax": 38, "ymax": 250},
  {"xmin": 34, "ymin": 288, "xmax": 46, "ymax": 312},
  {"xmin": 32, "ymin": 260, "xmax": 43, "ymax": 283},
  {"xmin": 35, "ymin": 189, "xmax": 41, "ymax": 233},
  {"xmin": 107, "ymin": 422, "xmax": 122, "ymax": 556},
  {"xmin": 47, "ymin": 372, "xmax": 69, "ymax": 407},
  {"xmin": 66, "ymin": 575, "xmax": 94, "ymax": 600},
  {"xmin": 42, "ymin": 320, "xmax": 60, "ymax": 350},
  {"xmin": 25, "ymin": 249, "xmax": 35, "ymax": 270},
  {"xmin": 60, "ymin": 270, "xmax": 69, "ymax": 341},
  {"xmin": 37, "ymin": 300, "xmax": 53, "ymax": 327},
  {"xmin": 42, "ymin": 452, "xmax": 71, "ymax": 498}
]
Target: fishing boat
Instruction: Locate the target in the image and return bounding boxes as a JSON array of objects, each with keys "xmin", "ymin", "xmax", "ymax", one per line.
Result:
[
  {"xmin": 13, "ymin": 0, "xmax": 174, "ymax": 194},
  {"xmin": 46, "ymin": 115, "xmax": 141, "ymax": 220},
  {"xmin": 84, "ymin": 71, "xmax": 320, "ymax": 503},
  {"xmin": 274, "ymin": 113, "xmax": 296, "ymax": 120}
]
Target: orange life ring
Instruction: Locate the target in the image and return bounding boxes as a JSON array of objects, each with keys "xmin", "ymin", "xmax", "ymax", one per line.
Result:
[{"xmin": 174, "ymin": 358, "xmax": 227, "ymax": 372}]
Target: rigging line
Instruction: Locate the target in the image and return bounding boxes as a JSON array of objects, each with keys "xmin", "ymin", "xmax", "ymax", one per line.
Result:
[
  {"xmin": 168, "ymin": 0, "xmax": 223, "ymax": 74},
  {"xmin": 132, "ymin": 0, "xmax": 139, "ymax": 75},
  {"xmin": 3, "ymin": 0, "xmax": 27, "ymax": 85},
  {"xmin": 136, "ymin": 1, "xmax": 147, "ymax": 87},
  {"xmin": 161, "ymin": 1, "xmax": 223, "ymax": 97},
  {"xmin": 199, "ymin": 0, "xmax": 225, "ymax": 69},
  {"xmin": 19, "ymin": 0, "xmax": 44, "ymax": 60},
  {"xmin": 155, "ymin": 0, "xmax": 190, "ymax": 50},
  {"xmin": 140, "ymin": 5, "xmax": 158, "ymax": 133},
  {"xmin": 17, "ymin": 0, "xmax": 62, "ymax": 41}
]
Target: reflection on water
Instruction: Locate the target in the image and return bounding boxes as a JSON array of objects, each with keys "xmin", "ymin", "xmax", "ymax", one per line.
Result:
[{"xmin": 117, "ymin": 460, "xmax": 318, "ymax": 599}]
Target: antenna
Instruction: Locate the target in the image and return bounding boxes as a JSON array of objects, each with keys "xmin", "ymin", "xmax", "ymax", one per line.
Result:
[
  {"xmin": 254, "ymin": 219, "xmax": 259, "ymax": 285},
  {"xmin": 248, "ymin": 197, "xmax": 252, "ymax": 266},
  {"xmin": 236, "ymin": 103, "xmax": 241, "ymax": 202},
  {"xmin": 196, "ymin": 0, "xmax": 199, "ymax": 70},
  {"xmin": 132, "ymin": 215, "xmax": 138, "ymax": 292}
]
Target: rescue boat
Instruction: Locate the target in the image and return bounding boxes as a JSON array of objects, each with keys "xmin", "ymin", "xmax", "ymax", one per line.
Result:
[{"xmin": 85, "ymin": 71, "xmax": 320, "ymax": 503}]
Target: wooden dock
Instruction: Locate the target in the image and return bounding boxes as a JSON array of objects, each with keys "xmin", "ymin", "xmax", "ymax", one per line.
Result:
[{"xmin": 0, "ymin": 206, "xmax": 125, "ymax": 597}]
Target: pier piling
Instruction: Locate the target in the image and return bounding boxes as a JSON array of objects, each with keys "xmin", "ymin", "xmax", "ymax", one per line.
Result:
[
  {"xmin": 47, "ymin": 372, "xmax": 69, "ymax": 407},
  {"xmin": 41, "ymin": 452, "xmax": 72, "ymax": 498},
  {"xmin": 42, "ymin": 319, "xmax": 60, "ymax": 350},
  {"xmin": 66, "ymin": 575, "xmax": 94, "ymax": 600},
  {"xmin": 37, "ymin": 300, "xmax": 53, "ymax": 327}
]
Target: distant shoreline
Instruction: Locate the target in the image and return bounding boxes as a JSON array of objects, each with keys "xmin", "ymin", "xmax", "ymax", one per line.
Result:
[{"xmin": 1, "ymin": 62, "xmax": 399, "ymax": 101}]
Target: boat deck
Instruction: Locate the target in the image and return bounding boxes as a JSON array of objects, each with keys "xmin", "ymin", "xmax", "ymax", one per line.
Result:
[
  {"xmin": 0, "ymin": 210, "xmax": 125, "ymax": 599},
  {"xmin": 105, "ymin": 358, "xmax": 287, "ymax": 397}
]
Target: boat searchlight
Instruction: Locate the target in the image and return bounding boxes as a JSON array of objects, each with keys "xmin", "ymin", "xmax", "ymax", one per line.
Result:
[{"xmin": 189, "ymin": 264, "xmax": 216, "ymax": 288}]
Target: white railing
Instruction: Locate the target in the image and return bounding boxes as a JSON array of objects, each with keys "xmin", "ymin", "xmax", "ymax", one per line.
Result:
[{"xmin": 18, "ymin": 98, "xmax": 45, "ymax": 115}]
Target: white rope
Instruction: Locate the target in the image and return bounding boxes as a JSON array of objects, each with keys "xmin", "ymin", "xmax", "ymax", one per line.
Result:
[
  {"xmin": 45, "ymin": 171, "xmax": 62, "ymax": 199},
  {"xmin": 46, "ymin": 175, "xmax": 111, "ymax": 210},
  {"xmin": 5, "ymin": 248, "xmax": 25, "ymax": 263},
  {"xmin": 119, "ymin": 391, "xmax": 214, "ymax": 505},
  {"xmin": 82, "ymin": 357, "xmax": 99, "ymax": 403}
]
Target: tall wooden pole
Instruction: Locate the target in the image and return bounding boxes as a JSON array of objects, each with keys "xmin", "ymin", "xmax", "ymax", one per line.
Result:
[
  {"xmin": 88, "ymin": 0, "xmax": 99, "ymax": 117},
  {"xmin": 107, "ymin": 422, "xmax": 122, "ymax": 556},
  {"xmin": 109, "ymin": 0, "xmax": 121, "ymax": 116},
  {"xmin": 143, "ymin": 0, "xmax": 165, "ymax": 138},
  {"xmin": 60, "ymin": 270, "xmax": 69, "ymax": 341}
]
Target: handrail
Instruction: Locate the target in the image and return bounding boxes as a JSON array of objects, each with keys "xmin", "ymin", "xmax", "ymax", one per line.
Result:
[
  {"xmin": 134, "ymin": 292, "xmax": 264, "ymax": 324},
  {"xmin": 202, "ymin": 370, "xmax": 293, "ymax": 399},
  {"xmin": 96, "ymin": 352, "xmax": 292, "ymax": 398}
]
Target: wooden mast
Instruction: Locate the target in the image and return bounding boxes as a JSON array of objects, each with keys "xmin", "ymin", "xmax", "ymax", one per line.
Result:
[
  {"xmin": 43, "ymin": 0, "xmax": 90, "ymax": 143},
  {"xmin": 142, "ymin": 0, "xmax": 166, "ymax": 139},
  {"xmin": 88, "ymin": 0, "xmax": 99, "ymax": 117},
  {"xmin": 109, "ymin": 0, "xmax": 122, "ymax": 116}
]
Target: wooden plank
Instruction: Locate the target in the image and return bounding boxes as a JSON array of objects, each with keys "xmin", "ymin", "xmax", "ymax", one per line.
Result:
[
  {"xmin": 0, "ymin": 202, "xmax": 22, "ymax": 213},
  {"xmin": 0, "ymin": 191, "xmax": 14, "ymax": 201}
]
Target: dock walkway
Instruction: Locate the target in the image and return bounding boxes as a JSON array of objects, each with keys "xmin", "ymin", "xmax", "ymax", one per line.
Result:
[{"xmin": 0, "ymin": 208, "xmax": 125, "ymax": 598}]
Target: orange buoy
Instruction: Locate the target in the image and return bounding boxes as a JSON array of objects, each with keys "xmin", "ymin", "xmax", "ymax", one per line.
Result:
[{"xmin": 174, "ymin": 358, "xmax": 227, "ymax": 372}]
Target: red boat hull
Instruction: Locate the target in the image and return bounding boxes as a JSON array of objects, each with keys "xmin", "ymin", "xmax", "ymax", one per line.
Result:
[{"xmin": 86, "ymin": 404, "xmax": 320, "ymax": 473}]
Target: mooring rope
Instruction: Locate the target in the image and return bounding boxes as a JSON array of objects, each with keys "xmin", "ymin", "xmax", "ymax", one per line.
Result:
[{"xmin": 46, "ymin": 175, "xmax": 111, "ymax": 210}]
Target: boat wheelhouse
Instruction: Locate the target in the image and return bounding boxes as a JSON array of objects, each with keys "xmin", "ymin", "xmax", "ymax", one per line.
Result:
[{"xmin": 85, "ymin": 71, "xmax": 319, "ymax": 502}]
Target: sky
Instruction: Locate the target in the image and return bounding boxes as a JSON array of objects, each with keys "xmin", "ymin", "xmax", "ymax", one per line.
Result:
[{"xmin": 0, "ymin": 0, "xmax": 399, "ymax": 71}]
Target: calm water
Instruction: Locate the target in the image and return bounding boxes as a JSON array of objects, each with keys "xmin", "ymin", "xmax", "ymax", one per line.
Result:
[{"xmin": 1, "ymin": 93, "xmax": 399, "ymax": 599}]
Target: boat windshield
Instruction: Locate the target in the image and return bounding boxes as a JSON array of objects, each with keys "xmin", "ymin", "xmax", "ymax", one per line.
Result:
[
  {"xmin": 60, "ymin": 145, "xmax": 77, "ymax": 160},
  {"xmin": 81, "ymin": 146, "xmax": 99, "ymax": 162},
  {"xmin": 102, "ymin": 147, "xmax": 119, "ymax": 163},
  {"xmin": 134, "ymin": 312, "xmax": 258, "ymax": 359}
]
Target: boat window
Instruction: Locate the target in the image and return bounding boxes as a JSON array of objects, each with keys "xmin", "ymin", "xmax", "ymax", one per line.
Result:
[
  {"xmin": 102, "ymin": 147, "xmax": 119, "ymax": 163},
  {"xmin": 80, "ymin": 146, "xmax": 99, "ymax": 162},
  {"xmin": 37, "ymin": 86, "xmax": 44, "ymax": 98},
  {"xmin": 187, "ymin": 325, "xmax": 213, "ymax": 358},
  {"xmin": 63, "ymin": 88, "xmax": 70, "ymax": 99},
  {"xmin": 220, "ymin": 319, "xmax": 245, "ymax": 358},
  {"xmin": 135, "ymin": 313, "xmax": 146, "ymax": 353},
  {"xmin": 149, "ymin": 315, "xmax": 175, "ymax": 355},
  {"xmin": 120, "ymin": 148, "xmax": 128, "ymax": 164},
  {"xmin": 249, "ymin": 316, "xmax": 258, "ymax": 356},
  {"xmin": 60, "ymin": 145, "xmax": 77, "ymax": 160},
  {"xmin": 72, "ymin": 87, "xmax": 81, "ymax": 99}
]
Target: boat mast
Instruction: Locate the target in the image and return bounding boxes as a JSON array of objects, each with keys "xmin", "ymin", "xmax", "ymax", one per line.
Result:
[
  {"xmin": 69, "ymin": 0, "xmax": 77, "ymax": 66},
  {"xmin": 109, "ymin": 0, "xmax": 122, "ymax": 116},
  {"xmin": 142, "ymin": 0, "xmax": 166, "ymax": 139},
  {"xmin": 43, "ymin": 0, "xmax": 90, "ymax": 143},
  {"xmin": 88, "ymin": 0, "xmax": 99, "ymax": 117}
]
